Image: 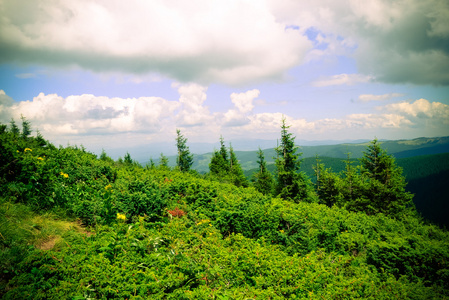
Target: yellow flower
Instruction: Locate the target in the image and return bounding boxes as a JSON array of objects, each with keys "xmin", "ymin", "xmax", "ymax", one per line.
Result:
[
  {"xmin": 279, "ymin": 230, "xmax": 284, "ymax": 233},
  {"xmin": 37, "ymin": 157, "xmax": 44, "ymax": 161},
  {"xmin": 117, "ymin": 213, "xmax": 126, "ymax": 221},
  {"xmin": 105, "ymin": 184, "xmax": 112, "ymax": 190},
  {"xmin": 196, "ymin": 219, "xmax": 210, "ymax": 226},
  {"xmin": 60, "ymin": 172, "xmax": 69, "ymax": 178},
  {"xmin": 24, "ymin": 148, "xmax": 32, "ymax": 152}
]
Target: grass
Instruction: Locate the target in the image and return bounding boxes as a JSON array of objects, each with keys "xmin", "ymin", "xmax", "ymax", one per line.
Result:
[{"xmin": 0, "ymin": 198, "xmax": 89, "ymax": 294}]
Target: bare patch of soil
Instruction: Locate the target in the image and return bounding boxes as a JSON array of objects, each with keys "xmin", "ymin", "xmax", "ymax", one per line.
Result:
[{"xmin": 38, "ymin": 236, "xmax": 59, "ymax": 250}]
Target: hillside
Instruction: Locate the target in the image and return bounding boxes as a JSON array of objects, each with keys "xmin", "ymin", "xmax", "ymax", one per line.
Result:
[
  {"xmin": 243, "ymin": 153, "xmax": 449, "ymax": 228},
  {"xmin": 1, "ymin": 125, "xmax": 449, "ymax": 298},
  {"xmin": 182, "ymin": 136, "xmax": 449, "ymax": 173}
]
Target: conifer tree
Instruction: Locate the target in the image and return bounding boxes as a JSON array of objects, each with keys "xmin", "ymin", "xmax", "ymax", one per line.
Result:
[
  {"xmin": 9, "ymin": 118, "xmax": 19, "ymax": 136},
  {"xmin": 159, "ymin": 153, "xmax": 169, "ymax": 168},
  {"xmin": 176, "ymin": 129, "xmax": 193, "ymax": 172},
  {"xmin": 209, "ymin": 136, "xmax": 229, "ymax": 177},
  {"xmin": 229, "ymin": 144, "xmax": 248, "ymax": 187},
  {"xmin": 147, "ymin": 158, "xmax": 156, "ymax": 169},
  {"xmin": 20, "ymin": 115, "xmax": 32, "ymax": 138},
  {"xmin": 219, "ymin": 136, "xmax": 228, "ymax": 165},
  {"xmin": 314, "ymin": 156, "xmax": 343, "ymax": 207},
  {"xmin": 358, "ymin": 139, "xmax": 413, "ymax": 215},
  {"xmin": 100, "ymin": 149, "xmax": 109, "ymax": 161},
  {"xmin": 35, "ymin": 130, "xmax": 47, "ymax": 147},
  {"xmin": 124, "ymin": 152, "xmax": 133, "ymax": 165},
  {"xmin": 254, "ymin": 147, "xmax": 274, "ymax": 195},
  {"xmin": 275, "ymin": 117, "xmax": 309, "ymax": 201}
]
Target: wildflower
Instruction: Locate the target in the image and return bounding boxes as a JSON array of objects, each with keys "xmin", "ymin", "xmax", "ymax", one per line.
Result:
[
  {"xmin": 279, "ymin": 230, "xmax": 284, "ymax": 233},
  {"xmin": 60, "ymin": 172, "xmax": 69, "ymax": 178},
  {"xmin": 196, "ymin": 219, "xmax": 210, "ymax": 226},
  {"xmin": 168, "ymin": 208, "xmax": 186, "ymax": 218},
  {"xmin": 24, "ymin": 148, "xmax": 32, "ymax": 152},
  {"xmin": 37, "ymin": 157, "xmax": 44, "ymax": 161},
  {"xmin": 105, "ymin": 184, "xmax": 112, "ymax": 190},
  {"xmin": 117, "ymin": 213, "xmax": 126, "ymax": 221}
]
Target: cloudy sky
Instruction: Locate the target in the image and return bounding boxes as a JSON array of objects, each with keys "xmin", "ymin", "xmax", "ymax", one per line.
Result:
[{"xmin": 1, "ymin": 0, "xmax": 449, "ymax": 155}]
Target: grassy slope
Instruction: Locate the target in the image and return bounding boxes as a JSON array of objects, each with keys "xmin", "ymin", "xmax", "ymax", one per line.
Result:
[{"xmin": 1, "ymin": 129, "xmax": 449, "ymax": 298}]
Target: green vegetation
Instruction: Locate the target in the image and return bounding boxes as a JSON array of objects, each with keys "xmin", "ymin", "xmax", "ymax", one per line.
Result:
[
  {"xmin": 1, "ymin": 118, "xmax": 449, "ymax": 299},
  {"xmin": 209, "ymin": 137, "xmax": 248, "ymax": 187},
  {"xmin": 176, "ymin": 129, "xmax": 193, "ymax": 172},
  {"xmin": 253, "ymin": 147, "xmax": 274, "ymax": 195},
  {"xmin": 274, "ymin": 117, "xmax": 309, "ymax": 201}
]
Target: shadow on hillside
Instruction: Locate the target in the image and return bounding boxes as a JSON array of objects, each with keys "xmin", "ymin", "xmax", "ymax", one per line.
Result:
[{"xmin": 408, "ymin": 169, "xmax": 449, "ymax": 229}]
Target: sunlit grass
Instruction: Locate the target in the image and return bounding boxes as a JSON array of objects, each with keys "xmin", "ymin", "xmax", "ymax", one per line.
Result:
[
  {"xmin": 0, "ymin": 199, "xmax": 85, "ymax": 248},
  {"xmin": 0, "ymin": 198, "xmax": 88, "ymax": 292}
]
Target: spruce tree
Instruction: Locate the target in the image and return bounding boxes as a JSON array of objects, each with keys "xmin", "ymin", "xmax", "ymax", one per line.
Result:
[
  {"xmin": 35, "ymin": 130, "xmax": 47, "ymax": 147},
  {"xmin": 219, "ymin": 136, "xmax": 228, "ymax": 165},
  {"xmin": 275, "ymin": 117, "xmax": 309, "ymax": 201},
  {"xmin": 254, "ymin": 147, "xmax": 274, "ymax": 195},
  {"xmin": 9, "ymin": 118, "xmax": 19, "ymax": 136},
  {"xmin": 209, "ymin": 136, "xmax": 229, "ymax": 177},
  {"xmin": 159, "ymin": 153, "xmax": 169, "ymax": 168},
  {"xmin": 20, "ymin": 115, "xmax": 32, "ymax": 139},
  {"xmin": 314, "ymin": 156, "xmax": 343, "ymax": 207},
  {"xmin": 229, "ymin": 144, "xmax": 248, "ymax": 187},
  {"xmin": 148, "ymin": 158, "xmax": 155, "ymax": 169},
  {"xmin": 358, "ymin": 139, "xmax": 413, "ymax": 216},
  {"xmin": 124, "ymin": 152, "xmax": 133, "ymax": 165},
  {"xmin": 176, "ymin": 129, "xmax": 193, "ymax": 172}
]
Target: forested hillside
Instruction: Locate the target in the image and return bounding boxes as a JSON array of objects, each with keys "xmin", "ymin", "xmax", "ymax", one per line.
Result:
[
  {"xmin": 242, "ymin": 153, "xmax": 449, "ymax": 228},
  {"xmin": 186, "ymin": 136, "xmax": 449, "ymax": 174},
  {"xmin": 1, "ymin": 119, "xmax": 449, "ymax": 299}
]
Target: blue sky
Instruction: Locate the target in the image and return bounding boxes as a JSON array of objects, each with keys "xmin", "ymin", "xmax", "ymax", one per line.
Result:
[{"xmin": 1, "ymin": 0, "xmax": 449, "ymax": 156}]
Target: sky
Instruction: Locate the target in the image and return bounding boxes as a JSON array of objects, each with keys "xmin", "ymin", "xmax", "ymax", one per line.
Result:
[{"xmin": 1, "ymin": 0, "xmax": 449, "ymax": 156}]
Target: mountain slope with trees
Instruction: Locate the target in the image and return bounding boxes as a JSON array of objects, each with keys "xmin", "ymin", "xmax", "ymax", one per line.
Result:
[{"xmin": 1, "ymin": 118, "xmax": 449, "ymax": 299}]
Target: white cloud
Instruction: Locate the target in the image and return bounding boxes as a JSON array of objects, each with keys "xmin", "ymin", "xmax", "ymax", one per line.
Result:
[
  {"xmin": 0, "ymin": 0, "xmax": 312, "ymax": 85},
  {"xmin": 312, "ymin": 73, "xmax": 373, "ymax": 87},
  {"xmin": 358, "ymin": 93, "xmax": 404, "ymax": 102},
  {"xmin": 385, "ymin": 99, "xmax": 449, "ymax": 122},
  {"xmin": 1, "ymin": 88, "xmax": 448, "ymax": 151},
  {"xmin": 2, "ymin": 0, "xmax": 448, "ymax": 86},
  {"xmin": 174, "ymin": 83, "xmax": 212, "ymax": 127},
  {"xmin": 5, "ymin": 91, "xmax": 179, "ymax": 140},
  {"xmin": 345, "ymin": 113, "xmax": 412, "ymax": 129},
  {"xmin": 15, "ymin": 73, "xmax": 36, "ymax": 79},
  {"xmin": 230, "ymin": 89, "xmax": 259, "ymax": 113},
  {"xmin": 269, "ymin": 0, "xmax": 449, "ymax": 85}
]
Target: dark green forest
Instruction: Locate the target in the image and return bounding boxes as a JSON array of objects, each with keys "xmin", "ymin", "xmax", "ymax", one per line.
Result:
[
  {"xmin": 1, "ymin": 118, "xmax": 449, "ymax": 299},
  {"xmin": 242, "ymin": 153, "xmax": 449, "ymax": 229}
]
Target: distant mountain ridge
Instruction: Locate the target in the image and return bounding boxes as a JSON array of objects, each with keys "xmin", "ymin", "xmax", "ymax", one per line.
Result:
[{"xmin": 183, "ymin": 136, "xmax": 449, "ymax": 173}]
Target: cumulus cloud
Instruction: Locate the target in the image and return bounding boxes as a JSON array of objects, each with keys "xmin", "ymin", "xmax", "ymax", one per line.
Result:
[
  {"xmin": 1, "ymin": 87, "xmax": 448, "ymax": 150},
  {"xmin": 270, "ymin": 0, "xmax": 449, "ymax": 85},
  {"xmin": 2, "ymin": 0, "xmax": 448, "ymax": 86},
  {"xmin": 358, "ymin": 93, "xmax": 404, "ymax": 102},
  {"xmin": 384, "ymin": 99, "xmax": 449, "ymax": 123},
  {"xmin": 0, "ymin": 0, "xmax": 311, "ymax": 85},
  {"xmin": 230, "ymin": 89, "xmax": 259, "ymax": 113},
  {"xmin": 174, "ymin": 83, "xmax": 212, "ymax": 127},
  {"xmin": 221, "ymin": 89, "xmax": 259, "ymax": 127},
  {"xmin": 4, "ymin": 91, "xmax": 179, "ymax": 142},
  {"xmin": 312, "ymin": 73, "xmax": 373, "ymax": 87}
]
